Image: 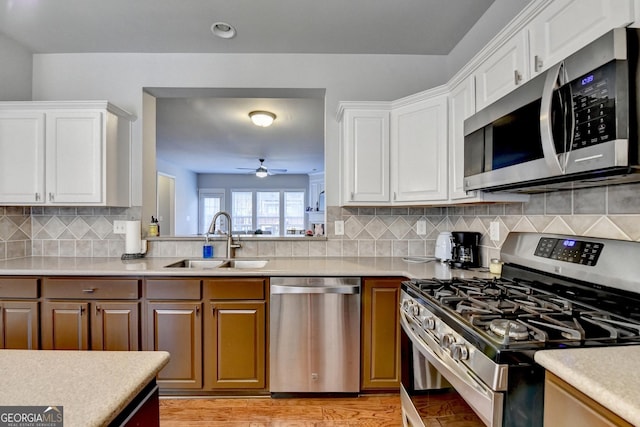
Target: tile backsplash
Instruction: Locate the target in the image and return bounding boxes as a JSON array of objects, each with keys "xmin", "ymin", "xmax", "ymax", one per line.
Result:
[{"xmin": 1, "ymin": 183, "xmax": 640, "ymax": 265}]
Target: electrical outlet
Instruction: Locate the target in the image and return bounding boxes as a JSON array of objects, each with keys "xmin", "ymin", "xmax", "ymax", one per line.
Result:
[
  {"xmin": 416, "ymin": 219, "xmax": 427, "ymax": 235},
  {"xmin": 489, "ymin": 221, "xmax": 500, "ymax": 241},
  {"xmin": 113, "ymin": 220, "xmax": 126, "ymax": 234},
  {"xmin": 335, "ymin": 220, "xmax": 345, "ymax": 236}
]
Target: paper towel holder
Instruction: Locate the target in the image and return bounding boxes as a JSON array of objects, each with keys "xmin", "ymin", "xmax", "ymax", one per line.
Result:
[{"xmin": 121, "ymin": 240, "xmax": 147, "ymax": 260}]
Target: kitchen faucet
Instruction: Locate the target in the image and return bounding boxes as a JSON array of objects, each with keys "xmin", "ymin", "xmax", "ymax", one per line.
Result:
[{"xmin": 206, "ymin": 211, "xmax": 241, "ymax": 258}]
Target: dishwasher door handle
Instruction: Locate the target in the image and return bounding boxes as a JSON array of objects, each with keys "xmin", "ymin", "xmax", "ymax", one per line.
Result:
[{"xmin": 270, "ymin": 284, "xmax": 360, "ymax": 295}]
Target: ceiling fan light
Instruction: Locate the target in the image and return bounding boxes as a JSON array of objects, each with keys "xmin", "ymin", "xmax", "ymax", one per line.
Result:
[
  {"xmin": 256, "ymin": 169, "xmax": 268, "ymax": 178},
  {"xmin": 249, "ymin": 111, "xmax": 276, "ymax": 127}
]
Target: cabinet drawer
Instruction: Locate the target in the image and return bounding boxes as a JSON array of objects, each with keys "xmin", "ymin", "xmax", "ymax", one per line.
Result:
[
  {"xmin": 0, "ymin": 277, "xmax": 39, "ymax": 299},
  {"xmin": 43, "ymin": 278, "xmax": 140, "ymax": 299},
  {"xmin": 204, "ymin": 278, "xmax": 266, "ymax": 300},
  {"xmin": 145, "ymin": 279, "xmax": 201, "ymax": 300}
]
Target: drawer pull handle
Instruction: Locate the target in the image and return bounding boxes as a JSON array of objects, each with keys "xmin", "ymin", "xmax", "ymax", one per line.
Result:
[
  {"xmin": 82, "ymin": 288, "xmax": 96, "ymax": 293},
  {"xmin": 95, "ymin": 305, "xmax": 101, "ymax": 314}
]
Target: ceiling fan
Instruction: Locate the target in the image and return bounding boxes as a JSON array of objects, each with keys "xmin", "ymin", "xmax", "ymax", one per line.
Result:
[{"xmin": 237, "ymin": 158, "xmax": 287, "ymax": 177}]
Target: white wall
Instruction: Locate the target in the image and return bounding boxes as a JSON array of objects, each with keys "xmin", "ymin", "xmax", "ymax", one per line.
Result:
[
  {"xmin": 0, "ymin": 34, "xmax": 32, "ymax": 100},
  {"xmin": 156, "ymin": 157, "xmax": 198, "ymax": 235},
  {"xmin": 31, "ymin": 53, "xmax": 447, "ymax": 208}
]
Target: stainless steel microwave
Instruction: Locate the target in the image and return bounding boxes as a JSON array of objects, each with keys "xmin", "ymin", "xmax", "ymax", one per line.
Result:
[{"xmin": 464, "ymin": 28, "xmax": 640, "ymax": 193}]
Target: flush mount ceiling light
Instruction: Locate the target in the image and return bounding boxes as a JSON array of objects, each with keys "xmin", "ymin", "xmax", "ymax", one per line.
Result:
[
  {"xmin": 249, "ymin": 111, "xmax": 276, "ymax": 127},
  {"xmin": 211, "ymin": 22, "xmax": 237, "ymax": 39}
]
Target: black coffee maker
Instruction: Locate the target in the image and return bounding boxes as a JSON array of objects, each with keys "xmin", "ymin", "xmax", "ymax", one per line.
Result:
[{"xmin": 451, "ymin": 231, "xmax": 481, "ymax": 268}]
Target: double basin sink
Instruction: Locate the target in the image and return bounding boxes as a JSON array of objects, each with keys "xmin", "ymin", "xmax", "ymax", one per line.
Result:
[{"xmin": 164, "ymin": 258, "xmax": 269, "ymax": 270}]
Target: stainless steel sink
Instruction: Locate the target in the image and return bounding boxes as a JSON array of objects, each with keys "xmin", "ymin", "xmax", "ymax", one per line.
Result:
[
  {"xmin": 221, "ymin": 259, "xmax": 269, "ymax": 269},
  {"xmin": 164, "ymin": 258, "xmax": 269, "ymax": 269},
  {"xmin": 164, "ymin": 259, "xmax": 228, "ymax": 269}
]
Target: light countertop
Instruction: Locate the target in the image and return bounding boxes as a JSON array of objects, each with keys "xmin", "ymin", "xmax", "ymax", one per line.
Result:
[
  {"xmin": 535, "ymin": 346, "xmax": 640, "ymax": 426},
  {"xmin": 0, "ymin": 256, "xmax": 490, "ymax": 279},
  {"xmin": 0, "ymin": 350, "xmax": 169, "ymax": 427}
]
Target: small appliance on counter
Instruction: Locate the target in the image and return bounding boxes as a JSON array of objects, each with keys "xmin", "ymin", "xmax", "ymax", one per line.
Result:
[
  {"xmin": 451, "ymin": 231, "xmax": 481, "ymax": 268},
  {"xmin": 434, "ymin": 232, "xmax": 453, "ymax": 262}
]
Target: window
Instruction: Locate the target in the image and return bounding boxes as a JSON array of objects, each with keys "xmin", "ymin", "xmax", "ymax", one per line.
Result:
[
  {"xmin": 198, "ymin": 189, "xmax": 225, "ymax": 234},
  {"xmin": 232, "ymin": 191, "xmax": 253, "ymax": 233},
  {"xmin": 229, "ymin": 189, "xmax": 306, "ymax": 235}
]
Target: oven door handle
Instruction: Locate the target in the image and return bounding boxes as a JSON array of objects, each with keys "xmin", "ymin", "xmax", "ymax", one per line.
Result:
[{"xmin": 400, "ymin": 311, "xmax": 504, "ymax": 427}]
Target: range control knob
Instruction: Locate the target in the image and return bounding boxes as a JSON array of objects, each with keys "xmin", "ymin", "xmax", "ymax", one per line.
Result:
[
  {"xmin": 411, "ymin": 305, "xmax": 420, "ymax": 317},
  {"xmin": 440, "ymin": 334, "xmax": 456, "ymax": 350},
  {"xmin": 450, "ymin": 343, "xmax": 469, "ymax": 360},
  {"xmin": 402, "ymin": 299, "xmax": 415, "ymax": 312},
  {"xmin": 422, "ymin": 316, "xmax": 435, "ymax": 330}
]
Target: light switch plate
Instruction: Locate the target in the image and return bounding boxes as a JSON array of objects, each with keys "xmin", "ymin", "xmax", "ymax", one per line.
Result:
[
  {"xmin": 489, "ymin": 221, "xmax": 500, "ymax": 241},
  {"xmin": 335, "ymin": 220, "xmax": 345, "ymax": 236},
  {"xmin": 113, "ymin": 220, "xmax": 126, "ymax": 234},
  {"xmin": 416, "ymin": 219, "xmax": 427, "ymax": 235}
]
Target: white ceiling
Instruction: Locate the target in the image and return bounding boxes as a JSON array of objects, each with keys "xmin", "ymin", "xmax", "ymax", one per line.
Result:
[{"xmin": 0, "ymin": 0, "xmax": 498, "ymax": 175}]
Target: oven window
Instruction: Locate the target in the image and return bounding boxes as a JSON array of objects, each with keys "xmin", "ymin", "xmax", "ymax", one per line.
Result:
[{"xmin": 490, "ymin": 99, "xmax": 543, "ymax": 170}]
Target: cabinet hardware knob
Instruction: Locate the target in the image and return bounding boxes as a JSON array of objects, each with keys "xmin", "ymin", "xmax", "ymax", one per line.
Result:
[
  {"xmin": 48, "ymin": 192, "xmax": 54, "ymax": 202},
  {"xmin": 82, "ymin": 288, "xmax": 96, "ymax": 293},
  {"xmin": 535, "ymin": 55, "xmax": 544, "ymax": 72},
  {"xmin": 35, "ymin": 193, "xmax": 40, "ymax": 201},
  {"xmin": 514, "ymin": 70, "xmax": 522, "ymax": 85},
  {"xmin": 195, "ymin": 305, "xmax": 200, "ymax": 315},
  {"xmin": 80, "ymin": 306, "xmax": 86, "ymax": 314},
  {"xmin": 95, "ymin": 305, "xmax": 101, "ymax": 314}
]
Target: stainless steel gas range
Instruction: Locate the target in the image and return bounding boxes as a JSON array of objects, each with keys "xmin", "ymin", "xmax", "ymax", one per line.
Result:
[{"xmin": 400, "ymin": 232, "xmax": 640, "ymax": 427}]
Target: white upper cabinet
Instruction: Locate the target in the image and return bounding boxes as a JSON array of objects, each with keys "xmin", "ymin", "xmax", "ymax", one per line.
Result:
[
  {"xmin": 391, "ymin": 92, "xmax": 448, "ymax": 203},
  {"xmin": 448, "ymin": 77, "xmax": 476, "ymax": 201},
  {"xmin": 0, "ymin": 101, "xmax": 134, "ymax": 206},
  {"xmin": 339, "ymin": 105, "xmax": 391, "ymax": 205},
  {"xmin": 474, "ymin": 31, "xmax": 529, "ymax": 112},
  {"xmin": 0, "ymin": 112, "xmax": 46, "ymax": 204},
  {"xmin": 528, "ymin": 0, "xmax": 634, "ymax": 76},
  {"xmin": 45, "ymin": 111, "xmax": 103, "ymax": 204}
]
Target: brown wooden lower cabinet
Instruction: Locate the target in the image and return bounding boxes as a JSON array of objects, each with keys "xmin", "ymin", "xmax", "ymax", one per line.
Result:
[
  {"xmin": 0, "ymin": 301, "xmax": 39, "ymax": 349},
  {"xmin": 40, "ymin": 277, "xmax": 141, "ymax": 351},
  {"xmin": 41, "ymin": 301, "xmax": 90, "ymax": 350},
  {"xmin": 91, "ymin": 302, "xmax": 139, "ymax": 351},
  {"xmin": 361, "ymin": 277, "xmax": 403, "ymax": 391},
  {"xmin": 146, "ymin": 302, "xmax": 203, "ymax": 389},
  {"xmin": 203, "ymin": 278, "xmax": 268, "ymax": 391},
  {"xmin": 205, "ymin": 300, "xmax": 266, "ymax": 389},
  {"xmin": 0, "ymin": 277, "xmax": 40, "ymax": 350}
]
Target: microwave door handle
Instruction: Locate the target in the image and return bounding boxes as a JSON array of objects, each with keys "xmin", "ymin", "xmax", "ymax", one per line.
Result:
[{"xmin": 540, "ymin": 62, "xmax": 565, "ymax": 175}]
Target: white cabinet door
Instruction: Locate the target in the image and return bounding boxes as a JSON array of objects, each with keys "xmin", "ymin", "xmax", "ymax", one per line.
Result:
[
  {"xmin": 46, "ymin": 111, "xmax": 103, "ymax": 204},
  {"xmin": 341, "ymin": 108, "xmax": 390, "ymax": 205},
  {"xmin": 448, "ymin": 77, "xmax": 477, "ymax": 201},
  {"xmin": 528, "ymin": 0, "xmax": 633, "ymax": 76},
  {"xmin": 391, "ymin": 95, "xmax": 448, "ymax": 203},
  {"xmin": 0, "ymin": 112, "xmax": 46, "ymax": 204},
  {"xmin": 475, "ymin": 31, "xmax": 529, "ymax": 112}
]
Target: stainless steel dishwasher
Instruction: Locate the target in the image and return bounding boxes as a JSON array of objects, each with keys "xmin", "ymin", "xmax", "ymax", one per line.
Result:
[{"xmin": 269, "ymin": 277, "xmax": 361, "ymax": 394}]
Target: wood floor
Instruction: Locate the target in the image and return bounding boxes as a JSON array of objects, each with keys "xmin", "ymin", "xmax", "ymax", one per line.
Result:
[{"xmin": 159, "ymin": 391, "xmax": 485, "ymax": 426}]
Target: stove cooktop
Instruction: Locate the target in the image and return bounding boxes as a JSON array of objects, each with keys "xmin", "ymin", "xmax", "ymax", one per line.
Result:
[{"xmin": 403, "ymin": 276, "xmax": 640, "ymax": 351}]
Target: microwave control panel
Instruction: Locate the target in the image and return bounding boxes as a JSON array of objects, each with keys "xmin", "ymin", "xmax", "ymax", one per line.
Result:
[
  {"xmin": 570, "ymin": 61, "xmax": 617, "ymax": 149},
  {"xmin": 534, "ymin": 237, "xmax": 604, "ymax": 266}
]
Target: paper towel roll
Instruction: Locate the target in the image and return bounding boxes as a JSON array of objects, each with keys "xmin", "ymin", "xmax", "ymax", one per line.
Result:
[{"xmin": 125, "ymin": 220, "xmax": 141, "ymax": 254}]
